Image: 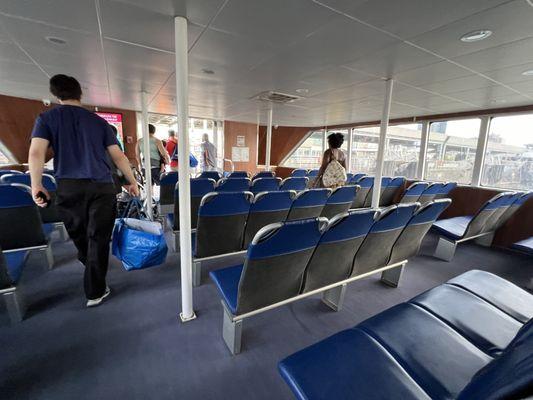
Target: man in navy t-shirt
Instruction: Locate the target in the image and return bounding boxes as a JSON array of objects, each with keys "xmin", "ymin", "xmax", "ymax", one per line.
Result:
[{"xmin": 28, "ymin": 74, "xmax": 139, "ymax": 307}]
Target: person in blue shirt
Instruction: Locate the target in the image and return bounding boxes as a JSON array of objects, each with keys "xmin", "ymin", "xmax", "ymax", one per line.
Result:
[{"xmin": 28, "ymin": 74, "xmax": 139, "ymax": 307}]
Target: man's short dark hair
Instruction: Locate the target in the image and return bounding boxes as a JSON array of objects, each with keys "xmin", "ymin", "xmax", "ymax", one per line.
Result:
[
  {"xmin": 49, "ymin": 74, "xmax": 82, "ymax": 101},
  {"xmin": 148, "ymin": 124, "xmax": 156, "ymax": 134},
  {"xmin": 327, "ymin": 132, "xmax": 344, "ymax": 149},
  {"xmin": 168, "ymin": 130, "xmax": 175, "ymax": 137}
]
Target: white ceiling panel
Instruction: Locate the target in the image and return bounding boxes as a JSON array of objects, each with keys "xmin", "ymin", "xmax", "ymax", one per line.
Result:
[
  {"xmin": 0, "ymin": 41, "xmax": 31, "ymax": 63},
  {"xmin": 447, "ymin": 85, "xmax": 526, "ymax": 105},
  {"xmin": 482, "ymin": 62, "xmax": 533, "ymax": 84},
  {"xmin": 0, "ymin": 59, "xmax": 48, "ymax": 84},
  {"xmin": 410, "ymin": 1, "xmax": 533, "ymax": 60},
  {"xmin": 452, "ymin": 37, "xmax": 533, "ymax": 73},
  {"xmin": 0, "ymin": 0, "xmax": 98, "ymax": 32},
  {"xmin": 210, "ymin": 0, "xmax": 336, "ymax": 48},
  {"xmin": 394, "ymin": 61, "xmax": 473, "ymax": 87},
  {"xmin": 342, "ymin": 43, "xmax": 442, "ymax": 79},
  {"xmin": 312, "ymin": 79, "xmax": 386, "ymax": 104},
  {"xmin": 418, "ymin": 74, "xmax": 499, "ymax": 95},
  {"xmin": 315, "ymin": 0, "xmax": 509, "ymax": 38}
]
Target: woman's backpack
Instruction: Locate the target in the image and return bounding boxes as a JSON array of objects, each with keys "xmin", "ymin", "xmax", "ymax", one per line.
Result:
[{"xmin": 322, "ymin": 151, "xmax": 347, "ymax": 188}]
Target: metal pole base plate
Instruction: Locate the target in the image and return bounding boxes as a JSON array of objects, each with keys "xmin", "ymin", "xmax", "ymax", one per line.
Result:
[{"xmin": 179, "ymin": 311, "xmax": 197, "ymax": 323}]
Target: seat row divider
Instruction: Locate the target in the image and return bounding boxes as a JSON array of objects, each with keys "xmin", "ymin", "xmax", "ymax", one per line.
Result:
[{"xmin": 221, "ymin": 259, "xmax": 407, "ymax": 354}]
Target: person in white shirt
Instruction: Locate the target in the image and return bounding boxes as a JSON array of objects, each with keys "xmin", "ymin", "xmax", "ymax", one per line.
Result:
[{"xmin": 200, "ymin": 133, "xmax": 217, "ymax": 172}]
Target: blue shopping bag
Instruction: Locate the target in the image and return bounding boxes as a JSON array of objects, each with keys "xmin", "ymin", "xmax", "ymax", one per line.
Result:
[{"xmin": 112, "ymin": 199, "xmax": 168, "ymax": 271}]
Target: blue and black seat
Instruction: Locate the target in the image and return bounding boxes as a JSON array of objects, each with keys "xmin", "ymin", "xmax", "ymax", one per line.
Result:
[
  {"xmin": 0, "ymin": 170, "xmax": 23, "ymax": 177},
  {"xmin": 399, "ymin": 181, "xmax": 430, "ymax": 203},
  {"xmin": 279, "ymin": 269, "xmax": 533, "ymax": 400},
  {"xmin": 291, "ymin": 169, "xmax": 307, "ymax": 177},
  {"xmin": 364, "ymin": 176, "xmax": 391, "ymax": 207},
  {"xmin": 280, "ymin": 177, "xmax": 308, "ymax": 191},
  {"xmin": 210, "ymin": 218, "xmax": 327, "ymax": 354},
  {"xmin": 243, "ymin": 191, "xmax": 295, "ymax": 248},
  {"xmin": 350, "ymin": 176, "xmax": 373, "ymax": 208},
  {"xmin": 0, "ymin": 184, "xmax": 54, "ymax": 270},
  {"xmin": 320, "ymin": 185, "xmax": 358, "ymax": 219},
  {"xmin": 249, "ymin": 177, "xmax": 281, "ymax": 194},
  {"xmin": 215, "ymin": 177, "xmax": 251, "ymax": 192},
  {"xmin": 252, "ymin": 171, "xmax": 274, "ymax": 180},
  {"xmin": 432, "ymin": 192, "xmax": 516, "ymax": 261},
  {"xmin": 302, "ymin": 209, "xmax": 377, "ymax": 292},
  {"xmin": 435, "ymin": 181, "xmax": 457, "ymax": 199},
  {"xmin": 379, "ymin": 176, "xmax": 406, "ymax": 206},
  {"xmin": 497, "ymin": 191, "xmax": 533, "ymax": 228},
  {"xmin": 287, "ymin": 189, "xmax": 331, "ymax": 220},
  {"xmin": 511, "ymin": 237, "xmax": 533, "ymax": 255},
  {"xmin": 198, "ymin": 170, "xmax": 221, "ymax": 181},
  {"xmin": 171, "ymin": 178, "xmax": 216, "ymax": 232},
  {"xmin": 419, "ymin": 182, "xmax": 456, "ymax": 203},
  {"xmin": 228, "ymin": 171, "xmax": 248, "ymax": 178},
  {"xmin": 192, "ymin": 191, "xmax": 253, "ymax": 286},
  {"xmin": 348, "ymin": 173, "xmax": 366, "ymax": 185},
  {"xmin": 351, "ymin": 203, "xmax": 418, "ymax": 277},
  {"xmin": 306, "ymin": 169, "xmax": 319, "ymax": 187},
  {"xmin": 158, "ymin": 171, "xmax": 178, "ymax": 215},
  {"xmin": 0, "ymin": 174, "xmax": 64, "ymax": 238},
  {"xmin": 388, "ymin": 199, "xmax": 451, "ymax": 265}
]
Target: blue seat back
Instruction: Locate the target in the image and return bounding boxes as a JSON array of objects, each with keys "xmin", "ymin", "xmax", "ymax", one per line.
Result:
[
  {"xmin": 243, "ymin": 191, "xmax": 296, "ymax": 248},
  {"xmin": 321, "ymin": 185, "xmax": 359, "ymax": 219},
  {"xmin": 198, "ymin": 171, "xmax": 221, "ymax": 181},
  {"xmin": 280, "ymin": 177, "xmax": 308, "ymax": 191},
  {"xmin": 400, "ymin": 182, "xmax": 429, "ymax": 203},
  {"xmin": 389, "ymin": 199, "xmax": 451, "ymax": 265},
  {"xmin": 482, "ymin": 192, "xmax": 518, "ymax": 232},
  {"xmin": 159, "ymin": 172, "xmax": 179, "ymax": 207},
  {"xmin": 291, "ymin": 169, "xmax": 307, "ymax": 177},
  {"xmin": 250, "ymin": 177, "xmax": 281, "ymax": 194},
  {"xmin": 0, "ymin": 184, "xmax": 46, "ymax": 250},
  {"xmin": 380, "ymin": 176, "xmax": 405, "ymax": 206},
  {"xmin": 352, "ymin": 203, "xmax": 418, "ymax": 275},
  {"xmin": 195, "ymin": 191, "xmax": 253, "ymax": 258},
  {"xmin": 463, "ymin": 192, "xmax": 510, "ymax": 238},
  {"xmin": 303, "ymin": 209, "xmax": 378, "ymax": 291},
  {"xmin": 216, "ymin": 178, "xmax": 251, "ymax": 192},
  {"xmin": 352, "ymin": 176, "xmax": 374, "ymax": 208},
  {"xmin": 418, "ymin": 182, "xmax": 445, "ymax": 203},
  {"xmin": 236, "ymin": 218, "xmax": 327, "ymax": 314},
  {"xmin": 228, "ymin": 171, "xmax": 248, "ymax": 178},
  {"xmin": 349, "ymin": 173, "xmax": 366, "ymax": 184},
  {"xmin": 497, "ymin": 192, "xmax": 533, "ymax": 228},
  {"xmin": 173, "ymin": 178, "xmax": 217, "ymax": 229},
  {"xmin": 160, "ymin": 171, "xmax": 179, "ymax": 186},
  {"xmin": 306, "ymin": 169, "xmax": 319, "ymax": 177},
  {"xmin": 0, "ymin": 170, "xmax": 23, "ymax": 177},
  {"xmin": 0, "ymin": 174, "xmax": 57, "ymax": 192},
  {"xmin": 435, "ymin": 182, "xmax": 457, "ymax": 198},
  {"xmin": 287, "ymin": 189, "xmax": 331, "ymax": 221},
  {"xmin": 252, "ymin": 171, "xmax": 275, "ymax": 180}
]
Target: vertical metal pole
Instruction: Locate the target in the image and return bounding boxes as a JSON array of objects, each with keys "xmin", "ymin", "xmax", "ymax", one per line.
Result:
[
  {"xmin": 471, "ymin": 116, "xmax": 490, "ymax": 187},
  {"xmin": 347, "ymin": 128, "xmax": 353, "ymax": 173},
  {"xmin": 371, "ymin": 79, "xmax": 394, "ymax": 208},
  {"xmin": 417, "ymin": 121, "xmax": 429, "ymax": 179},
  {"xmin": 175, "ymin": 16, "xmax": 195, "ymax": 322},
  {"xmin": 266, "ymin": 106, "xmax": 273, "ymax": 170},
  {"xmin": 141, "ymin": 90, "xmax": 153, "ymax": 220}
]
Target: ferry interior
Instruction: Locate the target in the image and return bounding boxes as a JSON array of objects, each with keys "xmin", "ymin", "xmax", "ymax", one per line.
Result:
[{"xmin": 0, "ymin": 1, "xmax": 532, "ymax": 399}]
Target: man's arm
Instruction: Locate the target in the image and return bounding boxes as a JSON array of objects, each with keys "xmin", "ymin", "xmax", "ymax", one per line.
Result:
[
  {"xmin": 108, "ymin": 144, "xmax": 139, "ymax": 196},
  {"xmin": 157, "ymin": 139, "xmax": 170, "ymax": 165},
  {"xmin": 28, "ymin": 138, "xmax": 50, "ymax": 207}
]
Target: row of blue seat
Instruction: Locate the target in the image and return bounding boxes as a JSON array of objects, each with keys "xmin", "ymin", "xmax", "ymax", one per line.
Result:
[
  {"xmin": 279, "ymin": 269, "xmax": 533, "ymax": 400},
  {"xmin": 209, "ymin": 199, "xmax": 451, "ymax": 354},
  {"xmin": 433, "ymin": 191, "xmax": 532, "ymax": 261}
]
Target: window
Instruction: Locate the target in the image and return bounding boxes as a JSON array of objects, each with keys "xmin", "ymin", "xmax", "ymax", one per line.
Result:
[
  {"xmin": 350, "ymin": 126, "xmax": 379, "ymax": 174},
  {"xmin": 0, "ymin": 141, "xmax": 15, "ymax": 166},
  {"xmin": 384, "ymin": 123, "xmax": 422, "ymax": 178},
  {"xmin": 482, "ymin": 114, "xmax": 533, "ymax": 191},
  {"xmin": 283, "ymin": 131, "xmax": 324, "ymax": 169},
  {"xmin": 425, "ymin": 118, "xmax": 481, "ymax": 184}
]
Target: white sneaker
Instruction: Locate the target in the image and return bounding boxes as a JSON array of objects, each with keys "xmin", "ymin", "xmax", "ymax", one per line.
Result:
[{"xmin": 86, "ymin": 287, "xmax": 111, "ymax": 308}]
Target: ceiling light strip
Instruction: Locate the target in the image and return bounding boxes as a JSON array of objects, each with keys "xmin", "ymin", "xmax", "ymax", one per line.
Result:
[{"xmin": 94, "ymin": 0, "xmax": 113, "ymax": 106}]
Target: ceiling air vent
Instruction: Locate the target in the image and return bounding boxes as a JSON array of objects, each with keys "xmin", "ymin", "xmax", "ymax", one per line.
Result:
[{"xmin": 251, "ymin": 91, "xmax": 301, "ymax": 104}]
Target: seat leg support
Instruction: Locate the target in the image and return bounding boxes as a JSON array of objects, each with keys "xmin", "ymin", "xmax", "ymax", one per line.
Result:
[
  {"xmin": 322, "ymin": 284, "xmax": 346, "ymax": 312},
  {"xmin": 41, "ymin": 245, "xmax": 54, "ymax": 270},
  {"xmin": 381, "ymin": 264, "xmax": 405, "ymax": 287},
  {"xmin": 3, "ymin": 290, "xmax": 25, "ymax": 323},
  {"xmin": 173, "ymin": 232, "xmax": 180, "ymax": 253},
  {"xmin": 222, "ymin": 302, "xmax": 242, "ymax": 355},
  {"xmin": 433, "ymin": 237, "xmax": 457, "ymax": 262},
  {"xmin": 192, "ymin": 261, "xmax": 201, "ymax": 287}
]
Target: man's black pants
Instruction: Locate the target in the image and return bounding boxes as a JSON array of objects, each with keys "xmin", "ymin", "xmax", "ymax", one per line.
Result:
[{"xmin": 56, "ymin": 180, "xmax": 117, "ymax": 300}]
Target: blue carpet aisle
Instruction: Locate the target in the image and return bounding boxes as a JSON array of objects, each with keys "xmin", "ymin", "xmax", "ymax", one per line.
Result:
[{"xmin": 0, "ymin": 232, "xmax": 531, "ymax": 400}]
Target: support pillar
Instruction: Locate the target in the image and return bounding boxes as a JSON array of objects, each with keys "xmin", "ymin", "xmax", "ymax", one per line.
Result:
[
  {"xmin": 141, "ymin": 90, "xmax": 153, "ymax": 220},
  {"xmin": 266, "ymin": 107, "xmax": 273, "ymax": 171},
  {"xmin": 175, "ymin": 16, "xmax": 196, "ymax": 322},
  {"xmin": 371, "ymin": 79, "xmax": 394, "ymax": 209}
]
